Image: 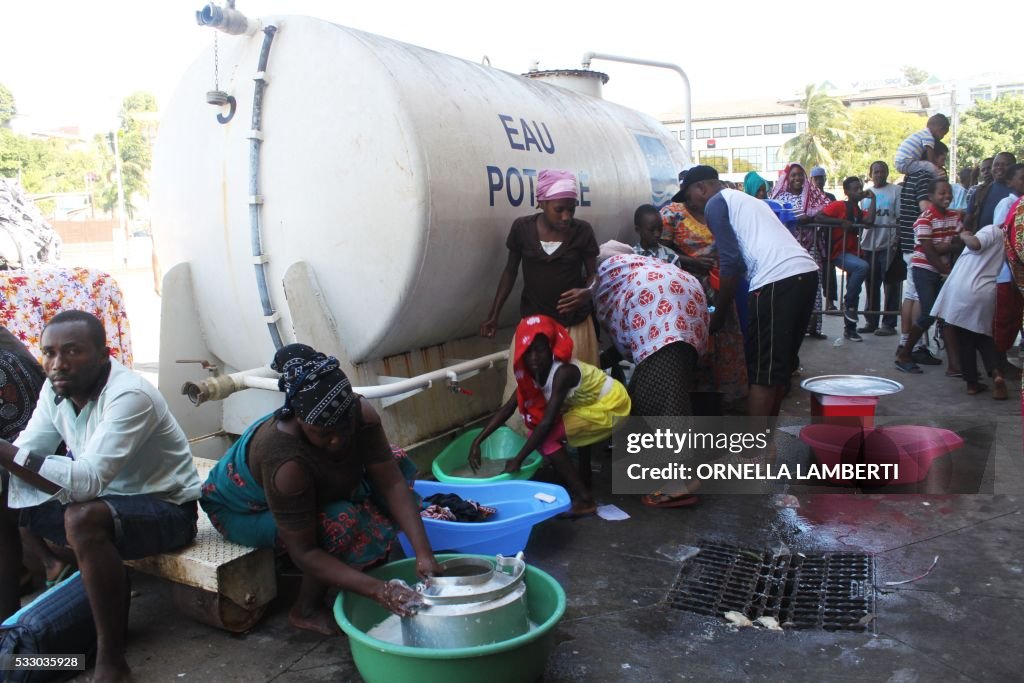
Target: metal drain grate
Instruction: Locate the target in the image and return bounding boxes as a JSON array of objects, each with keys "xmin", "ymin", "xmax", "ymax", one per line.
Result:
[{"xmin": 665, "ymin": 541, "xmax": 874, "ymax": 631}]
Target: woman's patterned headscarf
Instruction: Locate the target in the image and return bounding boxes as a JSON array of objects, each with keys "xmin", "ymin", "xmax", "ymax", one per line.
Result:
[
  {"xmin": 769, "ymin": 163, "xmax": 830, "ymax": 217},
  {"xmin": 271, "ymin": 344, "xmax": 355, "ymax": 427},
  {"xmin": 536, "ymin": 170, "xmax": 579, "ymax": 202}
]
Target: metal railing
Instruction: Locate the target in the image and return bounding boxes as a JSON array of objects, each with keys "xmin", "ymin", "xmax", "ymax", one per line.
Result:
[{"xmin": 801, "ymin": 223, "xmax": 904, "ymax": 321}]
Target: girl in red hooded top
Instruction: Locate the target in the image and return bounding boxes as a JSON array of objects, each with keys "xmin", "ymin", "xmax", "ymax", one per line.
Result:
[{"xmin": 468, "ymin": 316, "xmax": 630, "ymax": 517}]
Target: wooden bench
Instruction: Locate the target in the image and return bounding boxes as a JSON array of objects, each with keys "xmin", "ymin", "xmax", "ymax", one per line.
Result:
[{"xmin": 126, "ymin": 458, "xmax": 277, "ymax": 632}]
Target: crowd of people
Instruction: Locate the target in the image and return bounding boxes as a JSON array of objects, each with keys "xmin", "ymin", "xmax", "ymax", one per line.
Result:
[
  {"xmin": 710, "ymin": 115, "xmax": 1024, "ymax": 398},
  {"xmin": 0, "ymin": 118, "xmax": 1022, "ymax": 681},
  {"xmin": 470, "ymin": 125, "xmax": 1024, "ymax": 505}
]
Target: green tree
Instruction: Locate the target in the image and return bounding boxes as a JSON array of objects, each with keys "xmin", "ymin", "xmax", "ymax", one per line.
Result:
[
  {"xmin": 957, "ymin": 95, "xmax": 1024, "ymax": 169},
  {"xmin": 697, "ymin": 153, "xmax": 730, "ymax": 174},
  {"xmin": 832, "ymin": 106, "xmax": 926, "ymax": 182},
  {"xmin": 0, "ymin": 83, "xmax": 14, "ymax": 127},
  {"xmin": 902, "ymin": 66, "xmax": 929, "ymax": 86},
  {"xmin": 781, "ymin": 84, "xmax": 850, "ymax": 173},
  {"xmin": 95, "ymin": 91, "xmax": 158, "ymax": 217},
  {"xmin": 0, "ymin": 127, "xmax": 101, "ymax": 214}
]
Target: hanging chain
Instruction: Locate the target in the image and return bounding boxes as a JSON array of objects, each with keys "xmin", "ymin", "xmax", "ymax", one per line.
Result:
[{"xmin": 213, "ymin": 31, "xmax": 220, "ymax": 91}]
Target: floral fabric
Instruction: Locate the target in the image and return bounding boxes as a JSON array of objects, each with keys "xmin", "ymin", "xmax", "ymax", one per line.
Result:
[
  {"xmin": 595, "ymin": 254, "xmax": 709, "ymax": 363},
  {"xmin": 657, "ymin": 207, "xmax": 748, "ymax": 399},
  {"xmin": 0, "ymin": 267, "xmax": 133, "ymax": 367},
  {"xmin": 200, "ymin": 415, "xmax": 417, "ymax": 567},
  {"xmin": 1005, "ymin": 198, "xmax": 1024, "ymax": 421},
  {"xmin": 770, "ymin": 164, "xmax": 830, "ymax": 334}
]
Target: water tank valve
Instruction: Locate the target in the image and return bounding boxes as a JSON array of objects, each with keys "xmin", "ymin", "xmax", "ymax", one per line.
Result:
[
  {"xmin": 195, "ymin": 3, "xmax": 256, "ymax": 35},
  {"xmin": 445, "ymin": 375, "xmax": 473, "ymax": 396}
]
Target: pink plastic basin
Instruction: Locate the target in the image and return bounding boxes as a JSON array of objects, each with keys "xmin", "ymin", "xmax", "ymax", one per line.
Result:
[{"xmin": 798, "ymin": 424, "xmax": 965, "ymax": 485}]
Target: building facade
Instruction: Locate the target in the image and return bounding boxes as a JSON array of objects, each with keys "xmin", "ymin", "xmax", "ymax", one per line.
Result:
[
  {"xmin": 658, "ymin": 77, "xmax": 1024, "ymax": 183},
  {"xmin": 661, "ymin": 100, "xmax": 808, "ymax": 184}
]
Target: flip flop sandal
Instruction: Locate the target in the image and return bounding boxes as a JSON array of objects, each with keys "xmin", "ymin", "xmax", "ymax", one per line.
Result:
[
  {"xmin": 641, "ymin": 492, "xmax": 700, "ymax": 508},
  {"xmin": 966, "ymin": 384, "xmax": 988, "ymax": 395},
  {"xmin": 946, "ymin": 371, "xmax": 963, "ymax": 378},
  {"xmin": 45, "ymin": 564, "xmax": 74, "ymax": 588},
  {"xmin": 894, "ymin": 360, "xmax": 922, "ymax": 374}
]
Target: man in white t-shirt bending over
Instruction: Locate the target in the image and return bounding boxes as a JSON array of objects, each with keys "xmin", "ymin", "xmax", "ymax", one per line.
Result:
[{"xmin": 680, "ymin": 165, "xmax": 818, "ymax": 418}]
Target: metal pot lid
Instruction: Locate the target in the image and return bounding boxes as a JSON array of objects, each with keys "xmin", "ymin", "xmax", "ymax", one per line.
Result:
[
  {"xmin": 422, "ymin": 557, "xmax": 495, "ymax": 592},
  {"xmin": 418, "ymin": 554, "xmax": 526, "ymax": 605},
  {"xmin": 800, "ymin": 375, "xmax": 904, "ymax": 397}
]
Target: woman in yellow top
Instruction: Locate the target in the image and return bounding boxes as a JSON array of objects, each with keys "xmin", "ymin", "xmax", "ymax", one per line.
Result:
[{"xmin": 469, "ymin": 315, "xmax": 630, "ymax": 517}]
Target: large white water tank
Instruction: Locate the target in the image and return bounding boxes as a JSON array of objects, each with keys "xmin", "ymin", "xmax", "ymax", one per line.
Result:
[{"xmin": 153, "ymin": 15, "xmax": 686, "ymax": 374}]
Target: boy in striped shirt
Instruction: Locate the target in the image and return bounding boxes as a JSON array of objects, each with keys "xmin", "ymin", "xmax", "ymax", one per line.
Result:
[
  {"xmin": 895, "ymin": 114, "xmax": 950, "ymax": 178},
  {"xmin": 895, "ymin": 178, "xmax": 962, "ymax": 373}
]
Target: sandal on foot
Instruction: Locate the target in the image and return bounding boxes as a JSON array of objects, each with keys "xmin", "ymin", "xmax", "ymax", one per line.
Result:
[
  {"xmin": 895, "ymin": 359, "xmax": 922, "ymax": 374},
  {"xmin": 641, "ymin": 492, "xmax": 699, "ymax": 509},
  {"xmin": 45, "ymin": 564, "xmax": 74, "ymax": 588},
  {"xmin": 946, "ymin": 370, "xmax": 963, "ymax": 378},
  {"xmin": 966, "ymin": 383, "xmax": 987, "ymax": 395}
]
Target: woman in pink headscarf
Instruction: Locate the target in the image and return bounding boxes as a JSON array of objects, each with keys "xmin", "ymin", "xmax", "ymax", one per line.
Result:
[
  {"xmin": 770, "ymin": 163, "xmax": 832, "ymax": 338},
  {"xmin": 481, "ymin": 170, "xmax": 601, "ymax": 420}
]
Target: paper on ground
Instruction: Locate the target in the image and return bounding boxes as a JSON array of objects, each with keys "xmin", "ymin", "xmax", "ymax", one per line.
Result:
[{"xmin": 596, "ymin": 504, "xmax": 630, "ymax": 521}]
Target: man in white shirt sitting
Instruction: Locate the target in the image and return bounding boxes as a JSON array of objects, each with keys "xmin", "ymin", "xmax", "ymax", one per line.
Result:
[{"xmin": 0, "ymin": 310, "xmax": 200, "ymax": 683}]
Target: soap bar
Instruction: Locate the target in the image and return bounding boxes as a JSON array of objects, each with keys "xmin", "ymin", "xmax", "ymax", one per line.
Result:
[{"xmin": 534, "ymin": 492, "xmax": 557, "ymax": 504}]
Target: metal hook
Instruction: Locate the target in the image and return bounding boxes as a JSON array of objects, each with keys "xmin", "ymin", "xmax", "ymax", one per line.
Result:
[{"xmin": 216, "ymin": 95, "xmax": 237, "ymax": 124}]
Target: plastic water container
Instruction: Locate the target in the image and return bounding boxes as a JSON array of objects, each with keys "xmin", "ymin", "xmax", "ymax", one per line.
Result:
[
  {"xmin": 432, "ymin": 427, "xmax": 543, "ymax": 484},
  {"xmin": 802, "ymin": 375, "xmax": 903, "ymax": 429},
  {"xmin": 810, "ymin": 394, "xmax": 879, "ymax": 428},
  {"xmin": 798, "ymin": 424, "xmax": 964, "ymax": 485},
  {"xmin": 399, "ymin": 480, "xmax": 570, "ymax": 556},
  {"xmin": 765, "ymin": 200, "xmax": 798, "ymax": 230},
  {"xmin": 334, "ymin": 554, "xmax": 566, "ymax": 683}
]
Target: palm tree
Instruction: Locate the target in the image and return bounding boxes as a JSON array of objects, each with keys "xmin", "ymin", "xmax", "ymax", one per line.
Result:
[{"xmin": 781, "ymin": 84, "xmax": 850, "ymax": 173}]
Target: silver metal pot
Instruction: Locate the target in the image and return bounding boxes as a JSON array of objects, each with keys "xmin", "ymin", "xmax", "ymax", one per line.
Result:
[{"xmin": 401, "ymin": 553, "xmax": 529, "ymax": 649}]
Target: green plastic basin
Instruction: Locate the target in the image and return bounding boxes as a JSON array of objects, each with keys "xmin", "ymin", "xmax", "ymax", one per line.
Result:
[
  {"xmin": 333, "ymin": 554, "xmax": 566, "ymax": 683},
  {"xmin": 431, "ymin": 427, "xmax": 543, "ymax": 484}
]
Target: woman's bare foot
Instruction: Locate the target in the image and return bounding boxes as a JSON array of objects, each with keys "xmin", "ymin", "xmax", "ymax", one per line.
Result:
[
  {"xmin": 559, "ymin": 500, "xmax": 597, "ymax": 519},
  {"xmin": 289, "ymin": 604, "xmax": 338, "ymax": 636},
  {"xmin": 91, "ymin": 660, "xmax": 132, "ymax": 682}
]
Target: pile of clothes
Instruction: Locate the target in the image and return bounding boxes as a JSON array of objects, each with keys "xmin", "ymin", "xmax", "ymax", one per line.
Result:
[
  {"xmin": 0, "ymin": 179, "xmax": 62, "ymax": 268},
  {"xmin": 420, "ymin": 493, "xmax": 497, "ymax": 523}
]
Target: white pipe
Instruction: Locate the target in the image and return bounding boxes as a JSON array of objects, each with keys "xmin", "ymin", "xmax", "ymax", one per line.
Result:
[
  {"xmin": 581, "ymin": 51, "xmax": 692, "ymax": 162},
  {"xmin": 181, "ymin": 366, "xmax": 277, "ymax": 405},
  {"xmin": 183, "ymin": 352, "xmax": 509, "ymax": 405}
]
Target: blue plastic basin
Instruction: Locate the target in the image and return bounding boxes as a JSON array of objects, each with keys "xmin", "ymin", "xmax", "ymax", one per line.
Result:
[{"xmin": 399, "ymin": 480, "xmax": 570, "ymax": 556}]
